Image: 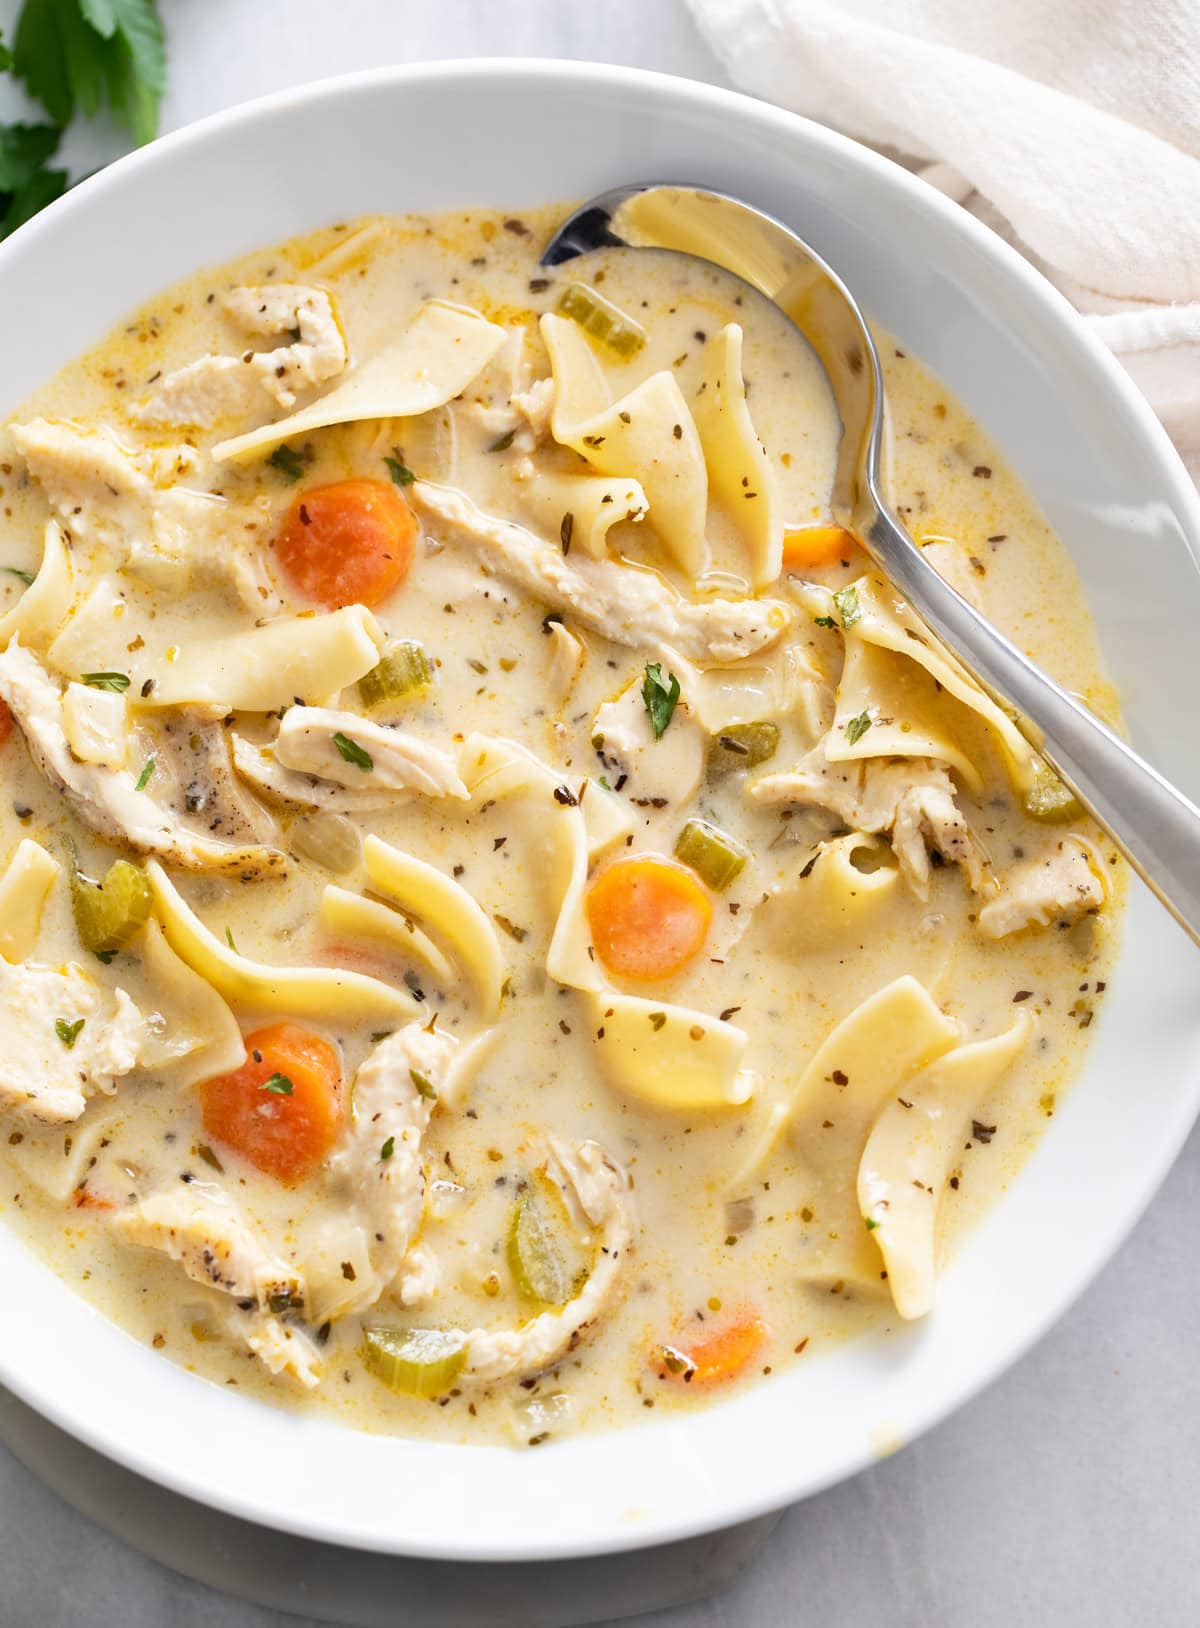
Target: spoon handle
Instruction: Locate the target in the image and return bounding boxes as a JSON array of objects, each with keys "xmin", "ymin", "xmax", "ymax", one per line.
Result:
[{"xmin": 864, "ymin": 505, "xmax": 1200, "ymax": 946}]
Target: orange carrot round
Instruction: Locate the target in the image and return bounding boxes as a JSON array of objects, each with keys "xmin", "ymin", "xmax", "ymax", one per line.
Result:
[
  {"xmin": 275, "ymin": 479, "xmax": 416, "ymax": 609},
  {"xmin": 781, "ymin": 524, "xmax": 860, "ymax": 572},
  {"xmin": 585, "ymin": 855, "xmax": 712, "ymax": 981},
  {"xmin": 0, "ymin": 699, "xmax": 13, "ymax": 749},
  {"xmin": 655, "ymin": 1311, "xmax": 769, "ymax": 1387},
  {"xmin": 199, "ymin": 1021, "xmax": 343, "ymax": 1184}
]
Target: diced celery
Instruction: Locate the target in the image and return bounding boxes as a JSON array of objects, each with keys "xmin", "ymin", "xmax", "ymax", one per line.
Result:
[
  {"xmin": 70, "ymin": 857, "xmax": 152, "ymax": 955},
  {"xmin": 557, "ymin": 283, "xmax": 646, "ymax": 358},
  {"xmin": 358, "ymin": 641, "xmax": 432, "ymax": 710},
  {"xmin": 674, "ymin": 818, "xmax": 749, "ymax": 891},
  {"xmin": 1022, "ymin": 762, "xmax": 1083, "ymax": 825},
  {"xmin": 707, "ymin": 721, "xmax": 780, "ymax": 776},
  {"xmin": 507, "ymin": 1171, "xmax": 588, "ymax": 1308},
  {"xmin": 361, "ymin": 1325, "xmax": 467, "ymax": 1398}
]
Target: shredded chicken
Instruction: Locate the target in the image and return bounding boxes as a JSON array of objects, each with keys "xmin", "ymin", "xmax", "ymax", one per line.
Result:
[
  {"xmin": 978, "ymin": 840, "xmax": 1104, "ymax": 937},
  {"xmin": 461, "ymin": 1139, "xmax": 633, "ymax": 1383},
  {"xmin": 231, "ymin": 710, "xmax": 467, "ymax": 813},
  {"xmin": 0, "ymin": 642, "xmax": 285, "ymax": 876},
  {"xmin": 154, "ymin": 715, "xmax": 278, "ymax": 848},
  {"xmin": 274, "ymin": 708, "xmax": 469, "ymax": 797},
  {"xmin": 113, "ymin": 1185, "xmax": 320, "ymax": 1387},
  {"xmin": 324, "ymin": 1025, "xmax": 462, "ymax": 1318},
  {"xmin": 395, "ymin": 1243, "xmax": 442, "ymax": 1307},
  {"xmin": 410, "ymin": 482, "xmax": 790, "ymax": 665},
  {"xmin": 136, "ymin": 283, "xmax": 347, "ymax": 426},
  {"xmin": 463, "ymin": 326, "xmax": 554, "ymax": 446},
  {"xmin": 10, "ymin": 418, "xmax": 276, "ymax": 607},
  {"xmin": 0, "ymin": 960, "xmax": 144, "ymax": 1124},
  {"xmin": 751, "ymin": 739, "xmax": 985, "ymax": 898},
  {"xmin": 510, "ymin": 376, "xmax": 555, "ymax": 439}
]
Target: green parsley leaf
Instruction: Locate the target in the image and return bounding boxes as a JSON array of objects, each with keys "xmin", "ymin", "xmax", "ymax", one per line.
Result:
[
  {"xmin": 0, "ymin": 30, "xmax": 10, "ymax": 72},
  {"xmin": 13, "ymin": 0, "xmax": 99, "ymax": 127},
  {"xmin": 2, "ymin": 565, "xmax": 35, "ymax": 587},
  {"xmin": 266, "ymin": 443, "xmax": 307, "ymax": 482},
  {"xmin": 380, "ymin": 1135, "xmax": 395, "ymax": 1161},
  {"xmin": 813, "ymin": 614, "xmax": 837, "ymax": 629},
  {"xmin": 370, "ymin": 1030, "xmax": 393, "ymax": 1044},
  {"xmin": 384, "ymin": 448, "xmax": 416, "ymax": 487},
  {"xmin": 80, "ymin": 671, "xmax": 130, "ymax": 692},
  {"xmin": 79, "ymin": 0, "xmax": 167, "ymax": 146},
  {"xmin": 14, "ymin": 0, "xmax": 165, "ymax": 146},
  {"xmin": 597, "ymin": 774, "xmax": 612, "ymax": 791},
  {"xmin": 1, "ymin": 162, "xmax": 67, "ymax": 238},
  {"xmin": 865, "ymin": 1216, "xmax": 880, "ymax": 1232},
  {"xmin": 94, "ymin": 949, "xmax": 116, "ymax": 964},
  {"xmin": 641, "ymin": 661, "xmax": 681, "ymax": 741},
  {"xmin": 845, "ymin": 710, "xmax": 872, "ymax": 746},
  {"xmin": 55, "ymin": 1016, "xmax": 85, "ymax": 1049},
  {"xmin": 224, "ymin": 926, "xmax": 236, "ymax": 952},
  {"xmin": 487, "ymin": 428, "xmax": 516, "ymax": 453},
  {"xmin": 262, "ymin": 1073, "xmax": 293, "ymax": 1095},
  {"xmin": 333, "ymin": 731, "xmax": 373, "ymax": 773},
  {"xmin": 0, "ymin": 121, "xmax": 60, "ymax": 193},
  {"xmin": 410, "ymin": 1068, "xmax": 437, "ymax": 1102},
  {"xmin": 832, "ymin": 585, "xmax": 861, "ymax": 629},
  {"xmin": 134, "ymin": 757, "xmax": 155, "ymax": 791}
]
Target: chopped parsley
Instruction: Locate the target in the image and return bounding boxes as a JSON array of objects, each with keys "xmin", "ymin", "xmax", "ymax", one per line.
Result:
[
  {"xmin": 134, "ymin": 757, "xmax": 156, "ymax": 791},
  {"xmin": 3, "ymin": 565, "xmax": 34, "ymax": 586},
  {"xmin": 487, "ymin": 428, "xmax": 516, "ymax": 453},
  {"xmin": 383, "ymin": 447, "xmax": 416, "ymax": 487},
  {"xmin": 813, "ymin": 614, "xmax": 837, "ymax": 629},
  {"xmin": 224, "ymin": 926, "xmax": 237, "ymax": 952},
  {"xmin": 380, "ymin": 1135, "xmax": 396, "ymax": 1161},
  {"xmin": 865, "ymin": 1216, "xmax": 881, "ymax": 1231},
  {"xmin": 832, "ymin": 585, "xmax": 861, "ymax": 629},
  {"xmin": 0, "ymin": 0, "xmax": 168, "ymax": 242},
  {"xmin": 332, "ymin": 731, "xmax": 373, "ymax": 773},
  {"xmin": 266, "ymin": 443, "xmax": 307, "ymax": 482},
  {"xmin": 597, "ymin": 775, "xmax": 612, "ymax": 791},
  {"xmin": 641, "ymin": 661, "xmax": 681, "ymax": 740},
  {"xmin": 80, "ymin": 671, "xmax": 130, "ymax": 692},
  {"xmin": 410, "ymin": 1068, "xmax": 437, "ymax": 1101},
  {"xmin": 845, "ymin": 710, "xmax": 873, "ymax": 745},
  {"xmin": 262, "ymin": 1073, "xmax": 293, "ymax": 1095},
  {"xmin": 55, "ymin": 1016, "xmax": 84, "ymax": 1049}
]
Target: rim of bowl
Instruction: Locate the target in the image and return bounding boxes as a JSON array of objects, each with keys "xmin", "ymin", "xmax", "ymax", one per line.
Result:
[{"xmin": 1, "ymin": 57, "xmax": 1198, "ymax": 1562}]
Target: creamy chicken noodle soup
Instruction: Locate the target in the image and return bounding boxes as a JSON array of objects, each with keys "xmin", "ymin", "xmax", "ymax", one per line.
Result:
[{"xmin": 0, "ymin": 204, "xmax": 1121, "ymax": 1445}]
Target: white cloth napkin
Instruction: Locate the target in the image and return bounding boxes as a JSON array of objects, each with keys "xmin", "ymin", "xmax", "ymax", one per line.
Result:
[{"xmin": 686, "ymin": 0, "xmax": 1200, "ymax": 474}]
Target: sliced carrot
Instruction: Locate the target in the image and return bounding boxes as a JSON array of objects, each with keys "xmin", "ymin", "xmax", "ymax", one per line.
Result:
[
  {"xmin": 781, "ymin": 524, "xmax": 860, "ymax": 571},
  {"xmin": 0, "ymin": 699, "xmax": 13, "ymax": 749},
  {"xmin": 585, "ymin": 854, "xmax": 712, "ymax": 981},
  {"xmin": 199, "ymin": 1020, "xmax": 343, "ymax": 1184},
  {"xmin": 655, "ymin": 1311, "xmax": 769, "ymax": 1387},
  {"xmin": 275, "ymin": 479, "xmax": 416, "ymax": 609}
]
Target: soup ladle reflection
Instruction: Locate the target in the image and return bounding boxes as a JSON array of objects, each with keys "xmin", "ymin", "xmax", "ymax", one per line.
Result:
[{"xmin": 542, "ymin": 183, "xmax": 1200, "ymax": 948}]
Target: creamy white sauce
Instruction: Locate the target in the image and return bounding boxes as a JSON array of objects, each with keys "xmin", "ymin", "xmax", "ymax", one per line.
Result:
[{"xmin": 0, "ymin": 204, "xmax": 1122, "ymax": 1446}]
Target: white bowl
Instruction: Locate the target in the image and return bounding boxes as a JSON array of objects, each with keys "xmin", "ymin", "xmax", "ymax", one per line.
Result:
[{"xmin": 2, "ymin": 59, "xmax": 1199, "ymax": 1563}]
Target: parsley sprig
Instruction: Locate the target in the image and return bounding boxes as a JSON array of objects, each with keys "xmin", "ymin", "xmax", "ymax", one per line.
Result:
[
  {"xmin": 0, "ymin": 1, "xmax": 167, "ymax": 242},
  {"xmin": 641, "ymin": 661, "xmax": 681, "ymax": 741}
]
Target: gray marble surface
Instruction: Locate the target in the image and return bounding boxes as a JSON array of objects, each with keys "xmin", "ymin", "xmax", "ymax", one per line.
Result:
[{"xmin": 1, "ymin": 1, "xmax": 1196, "ymax": 1622}]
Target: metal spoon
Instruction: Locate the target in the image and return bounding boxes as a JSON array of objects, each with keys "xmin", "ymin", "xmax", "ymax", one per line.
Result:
[{"xmin": 543, "ymin": 183, "xmax": 1200, "ymax": 946}]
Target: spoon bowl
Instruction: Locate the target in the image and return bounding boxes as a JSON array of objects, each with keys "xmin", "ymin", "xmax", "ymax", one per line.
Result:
[{"xmin": 544, "ymin": 182, "xmax": 1200, "ymax": 947}]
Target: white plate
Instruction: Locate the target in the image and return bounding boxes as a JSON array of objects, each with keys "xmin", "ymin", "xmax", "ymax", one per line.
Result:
[{"xmin": 2, "ymin": 59, "xmax": 1199, "ymax": 1563}]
